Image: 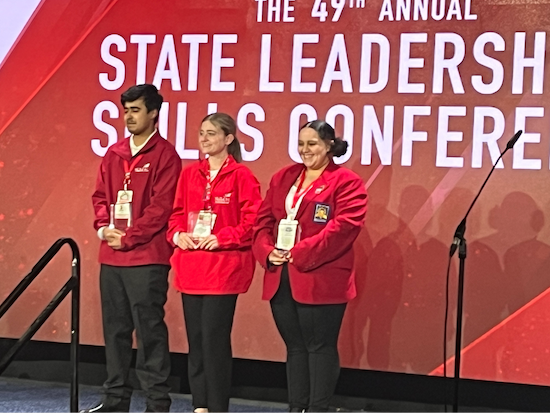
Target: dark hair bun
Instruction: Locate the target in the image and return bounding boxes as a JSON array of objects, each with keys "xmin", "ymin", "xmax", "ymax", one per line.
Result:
[{"xmin": 331, "ymin": 137, "xmax": 348, "ymax": 157}]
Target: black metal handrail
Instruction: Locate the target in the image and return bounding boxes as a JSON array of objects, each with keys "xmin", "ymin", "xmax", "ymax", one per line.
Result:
[{"xmin": 0, "ymin": 237, "xmax": 80, "ymax": 412}]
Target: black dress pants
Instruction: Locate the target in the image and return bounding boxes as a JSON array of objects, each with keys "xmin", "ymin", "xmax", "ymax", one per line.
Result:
[
  {"xmin": 270, "ymin": 265, "xmax": 347, "ymax": 412},
  {"xmin": 100, "ymin": 264, "xmax": 171, "ymax": 411},
  {"xmin": 182, "ymin": 293, "xmax": 238, "ymax": 412}
]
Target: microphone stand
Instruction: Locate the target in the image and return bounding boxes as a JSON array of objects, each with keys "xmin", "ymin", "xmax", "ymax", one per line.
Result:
[{"xmin": 449, "ymin": 130, "xmax": 522, "ymax": 412}]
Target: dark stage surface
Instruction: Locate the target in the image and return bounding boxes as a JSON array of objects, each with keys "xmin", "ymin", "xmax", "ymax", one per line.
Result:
[{"xmin": 0, "ymin": 377, "xmax": 532, "ymax": 413}]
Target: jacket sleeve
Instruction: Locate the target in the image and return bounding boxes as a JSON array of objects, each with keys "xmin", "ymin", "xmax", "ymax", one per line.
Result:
[
  {"xmin": 291, "ymin": 175, "xmax": 368, "ymax": 272},
  {"xmin": 252, "ymin": 173, "xmax": 280, "ymax": 270},
  {"xmin": 167, "ymin": 167, "xmax": 189, "ymax": 247},
  {"xmin": 92, "ymin": 159, "xmax": 110, "ymax": 231},
  {"xmin": 216, "ymin": 169, "xmax": 262, "ymax": 250},
  {"xmin": 119, "ymin": 150, "xmax": 182, "ymax": 251}
]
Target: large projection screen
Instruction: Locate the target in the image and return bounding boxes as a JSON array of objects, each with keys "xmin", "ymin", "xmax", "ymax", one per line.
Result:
[{"xmin": 1, "ymin": 0, "xmax": 550, "ymax": 387}]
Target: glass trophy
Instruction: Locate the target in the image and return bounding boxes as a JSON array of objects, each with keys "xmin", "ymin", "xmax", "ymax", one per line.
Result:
[
  {"xmin": 110, "ymin": 203, "xmax": 132, "ymax": 232},
  {"xmin": 276, "ymin": 219, "xmax": 301, "ymax": 251},
  {"xmin": 188, "ymin": 210, "xmax": 212, "ymax": 241}
]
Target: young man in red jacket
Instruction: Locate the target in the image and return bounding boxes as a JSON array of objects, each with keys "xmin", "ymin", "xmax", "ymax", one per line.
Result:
[{"xmin": 84, "ymin": 84, "xmax": 181, "ymax": 413}]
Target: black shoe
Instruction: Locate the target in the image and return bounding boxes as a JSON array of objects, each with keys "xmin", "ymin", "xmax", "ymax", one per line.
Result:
[{"xmin": 80, "ymin": 400, "xmax": 130, "ymax": 413}]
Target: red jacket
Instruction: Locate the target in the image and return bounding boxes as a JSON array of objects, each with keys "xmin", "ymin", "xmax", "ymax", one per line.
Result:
[
  {"xmin": 167, "ymin": 156, "xmax": 262, "ymax": 294},
  {"xmin": 92, "ymin": 132, "xmax": 182, "ymax": 266},
  {"xmin": 253, "ymin": 161, "xmax": 368, "ymax": 304}
]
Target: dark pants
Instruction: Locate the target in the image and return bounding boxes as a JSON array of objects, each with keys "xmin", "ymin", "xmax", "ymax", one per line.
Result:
[
  {"xmin": 100, "ymin": 264, "xmax": 171, "ymax": 411},
  {"xmin": 270, "ymin": 266, "xmax": 347, "ymax": 412},
  {"xmin": 182, "ymin": 293, "xmax": 238, "ymax": 412}
]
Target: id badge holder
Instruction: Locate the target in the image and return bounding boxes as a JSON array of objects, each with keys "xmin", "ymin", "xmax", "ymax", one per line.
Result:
[
  {"xmin": 276, "ymin": 218, "xmax": 301, "ymax": 251},
  {"xmin": 111, "ymin": 190, "xmax": 134, "ymax": 231}
]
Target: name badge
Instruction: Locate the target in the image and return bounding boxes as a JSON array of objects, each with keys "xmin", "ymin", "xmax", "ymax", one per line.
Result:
[
  {"xmin": 276, "ymin": 218, "xmax": 300, "ymax": 251},
  {"xmin": 117, "ymin": 190, "xmax": 133, "ymax": 204}
]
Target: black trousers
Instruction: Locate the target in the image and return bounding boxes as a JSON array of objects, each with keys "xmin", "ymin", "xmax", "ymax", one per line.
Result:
[
  {"xmin": 100, "ymin": 264, "xmax": 171, "ymax": 411},
  {"xmin": 182, "ymin": 293, "xmax": 238, "ymax": 412},
  {"xmin": 270, "ymin": 266, "xmax": 347, "ymax": 412}
]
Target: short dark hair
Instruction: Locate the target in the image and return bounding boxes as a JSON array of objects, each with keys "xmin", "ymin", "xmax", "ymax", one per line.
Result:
[
  {"xmin": 300, "ymin": 120, "xmax": 348, "ymax": 157},
  {"xmin": 121, "ymin": 84, "xmax": 163, "ymax": 123},
  {"xmin": 201, "ymin": 112, "xmax": 242, "ymax": 163}
]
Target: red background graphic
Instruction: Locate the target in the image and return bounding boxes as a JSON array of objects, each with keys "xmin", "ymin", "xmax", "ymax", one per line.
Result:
[{"xmin": 1, "ymin": 0, "xmax": 550, "ymax": 387}]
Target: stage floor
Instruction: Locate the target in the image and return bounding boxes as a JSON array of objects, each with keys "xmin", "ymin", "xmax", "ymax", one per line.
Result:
[{"xmin": 0, "ymin": 377, "xmax": 524, "ymax": 413}]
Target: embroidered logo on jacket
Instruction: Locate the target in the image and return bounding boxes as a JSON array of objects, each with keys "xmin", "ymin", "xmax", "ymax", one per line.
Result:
[
  {"xmin": 214, "ymin": 192, "xmax": 232, "ymax": 205},
  {"xmin": 134, "ymin": 162, "xmax": 150, "ymax": 173},
  {"xmin": 313, "ymin": 204, "xmax": 330, "ymax": 223}
]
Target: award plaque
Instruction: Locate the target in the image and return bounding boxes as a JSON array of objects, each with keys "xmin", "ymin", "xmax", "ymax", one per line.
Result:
[
  {"xmin": 189, "ymin": 210, "xmax": 215, "ymax": 240},
  {"xmin": 276, "ymin": 218, "xmax": 300, "ymax": 251},
  {"xmin": 111, "ymin": 202, "xmax": 132, "ymax": 231}
]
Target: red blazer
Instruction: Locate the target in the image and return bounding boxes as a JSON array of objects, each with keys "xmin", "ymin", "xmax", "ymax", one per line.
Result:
[
  {"xmin": 92, "ymin": 132, "xmax": 182, "ymax": 266},
  {"xmin": 167, "ymin": 156, "xmax": 262, "ymax": 294},
  {"xmin": 253, "ymin": 161, "xmax": 368, "ymax": 304}
]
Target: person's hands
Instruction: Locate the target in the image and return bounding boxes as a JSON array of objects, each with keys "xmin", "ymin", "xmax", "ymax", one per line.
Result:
[
  {"xmin": 104, "ymin": 228, "xmax": 125, "ymax": 250},
  {"xmin": 196, "ymin": 235, "xmax": 220, "ymax": 251},
  {"xmin": 177, "ymin": 233, "xmax": 196, "ymax": 250},
  {"xmin": 268, "ymin": 249, "xmax": 290, "ymax": 266},
  {"xmin": 286, "ymin": 250, "xmax": 294, "ymax": 263}
]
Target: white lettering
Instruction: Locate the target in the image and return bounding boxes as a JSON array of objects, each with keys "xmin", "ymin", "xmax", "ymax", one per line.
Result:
[
  {"xmin": 513, "ymin": 107, "xmax": 543, "ymax": 169},
  {"xmin": 288, "ymin": 104, "xmax": 317, "ymax": 162},
  {"xmin": 175, "ymin": 102, "xmax": 199, "ymax": 159},
  {"xmin": 211, "ymin": 34, "xmax": 238, "ymax": 92},
  {"xmin": 130, "ymin": 34, "xmax": 155, "ymax": 85},
  {"xmin": 326, "ymin": 104, "xmax": 354, "ymax": 164},
  {"xmin": 291, "ymin": 34, "xmax": 319, "ymax": 92},
  {"xmin": 320, "ymin": 34, "xmax": 353, "ymax": 93},
  {"xmin": 181, "ymin": 34, "xmax": 208, "ymax": 92},
  {"xmin": 92, "ymin": 101, "xmax": 119, "ymax": 156},
  {"xmin": 471, "ymin": 33, "xmax": 505, "ymax": 95},
  {"xmin": 238, "ymin": 103, "xmax": 266, "ymax": 161},
  {"xmin": 152, "ymin": 35, "xmax": 181, "ymax": 91},
  {"xmin": 433, "ymin": 33, "xmax": 465, "ymax": 94},
  {"xmin": 99, "ymin": 34, "xmax": 126, "ymax": 90},
  {"xmin": 436, "ymin": 106, "xmax": 466, "ymax": 167},
  {"xmin": 361, "ymin": 105, "xmax": 394, "ymax": 165},
  {"xmin": 472, "ymin": 106, "xmax": 505, "ymax": 168},
  {"xmin": 402, "ymin": 106, "xmax": 430, "ymax": 166},
  {"xmin": 398, "ymin": 33, "xmax": 427, "ymax": 93},
  {"xmin": 259, "ymin": 34, "xmax": 284, "ymax": 92},
  {"xmin": 512, "ymin": 32, "xmax": 546, "ymax": 95},
  {"xmin": 360, "ymin": 34, "xmax": 390, "ymax": 93}
]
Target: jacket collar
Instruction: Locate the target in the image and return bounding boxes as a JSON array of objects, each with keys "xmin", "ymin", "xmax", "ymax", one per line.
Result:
[
  {"xmin": 199, "ymin": 155, "xmax": 239, "ymax": 180},
  {"xmin": 295, "ymin": 159, "xmax": 339, "ymax": 220},
  {"xmin": 111, "ymin": 131, "xmax": 162, "ymax": 161}
]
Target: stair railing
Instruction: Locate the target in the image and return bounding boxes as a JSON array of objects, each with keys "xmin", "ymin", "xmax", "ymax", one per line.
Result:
[{"xmin": 0, "ymin": 237, "xmax": 80, "ymax": 412}]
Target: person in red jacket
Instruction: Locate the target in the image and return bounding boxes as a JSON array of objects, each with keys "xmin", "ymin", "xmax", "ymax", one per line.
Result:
[
  {"xmin": 86, "ymin": 84, "xmax": 181, "ymax": 413},
  {"xmin": 253, "ymin": 120, "xmax": 368, "ymax": 412},
  {"xmin": 167, "ymin": 112, "xmax": 262, "ymax": 413}
]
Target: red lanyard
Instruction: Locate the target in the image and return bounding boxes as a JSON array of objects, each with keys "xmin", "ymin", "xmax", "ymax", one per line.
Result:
[
  {"xmin": 123, "ymin": 155, "xmax": 143, "ymax": 190},
  {"xmin": 291, "ymin": 169, "xmax": 314, "ymax": 210},
  {"xmin": 203, "ymin": 157, "xmax": 229, "ymax": 210}
]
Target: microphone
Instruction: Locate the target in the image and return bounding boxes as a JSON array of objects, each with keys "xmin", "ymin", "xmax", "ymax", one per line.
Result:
[
  {"xmin": 506, "ymin": 130, "xmax": 523, "ymax": 150},
  {"xmin": 449, "ymin": 130, "xmax": 523, "ymax": 259},
  {"xmin": 449, "ymin": 218, "xmax": 466, "ymax": 257}
]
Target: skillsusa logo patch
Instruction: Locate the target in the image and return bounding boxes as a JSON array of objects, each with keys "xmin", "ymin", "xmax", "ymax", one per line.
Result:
[
  {"xmin": 134, "ymin": 162, "xmax": 150, "ymax": 173},
  {"xmin": 214, "ymin": 192, "xmax": 232, "ymax": 205}
]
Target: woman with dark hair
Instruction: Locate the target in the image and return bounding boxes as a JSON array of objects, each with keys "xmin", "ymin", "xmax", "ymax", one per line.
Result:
[
  {"xmin": 168, "ymin": 113, "xmax": 262, "ymax": 412},
  {"xmin": 253, "ymin": 120, "xmax": 368, "ymax": 412}
]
